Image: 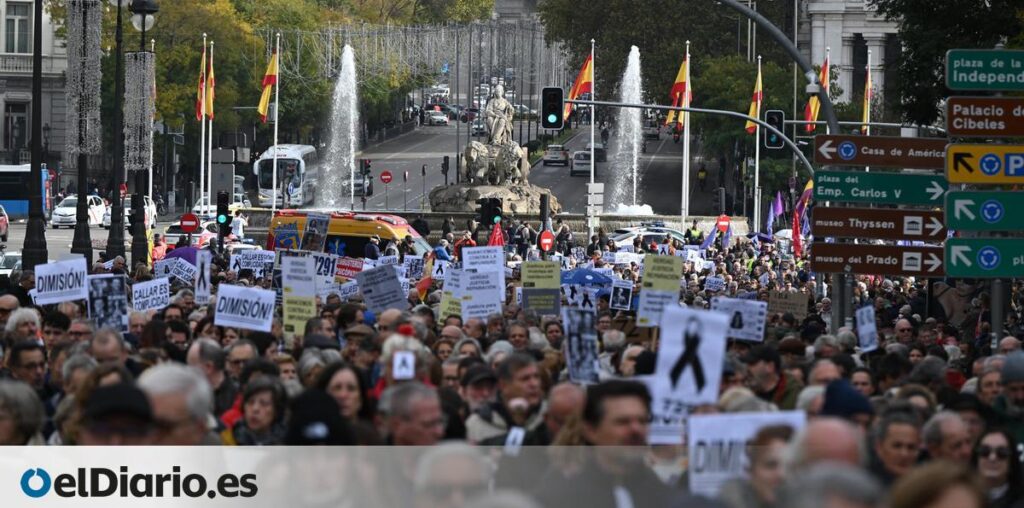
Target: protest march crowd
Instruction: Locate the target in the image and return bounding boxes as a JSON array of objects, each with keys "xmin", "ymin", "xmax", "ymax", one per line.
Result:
[{"xmin": 0, "ymin": 215, "xmax": 1023, "ymax": 508}]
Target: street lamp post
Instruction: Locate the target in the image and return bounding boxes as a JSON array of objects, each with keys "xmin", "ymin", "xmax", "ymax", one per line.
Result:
[
  {"xmin": 23, "ymin": 0, "xmax": 49, "ymax": 270},
  {"xmin": 128, "ymin": 0, "xmax": 157, "ymax": 269},
  {"xmin": 107, "ymin": 0, "xmax": 128, "ymax": 261}
]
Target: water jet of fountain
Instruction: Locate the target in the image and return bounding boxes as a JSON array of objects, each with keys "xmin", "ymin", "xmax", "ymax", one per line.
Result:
[{"xmin": 320, "ymin": 44, "xmax": 358, "ymax": 210}]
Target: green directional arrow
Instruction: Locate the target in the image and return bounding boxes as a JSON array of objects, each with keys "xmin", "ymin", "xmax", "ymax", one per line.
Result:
[
  {"xmin": 946, "ymin": 191, "xmax": 1024, "ymax": 231},
  {"xmin": 945, "ymin": 238, "xmax": 1024, "ymax": 278},
  {"xmin": 814, "ymin": 170, "xmax": 948, "ymax": 205}
]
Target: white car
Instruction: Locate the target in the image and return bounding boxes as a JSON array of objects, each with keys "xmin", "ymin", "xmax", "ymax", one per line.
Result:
[
  {"xmin": 471, "ymin": 120, "xmax": 487, "ymax": 137},
  {"xmin": 0, "ymin": 251, "xmax": 21, "ymax": 278},
  {"xmin": 163, "ymin": 219, "xmax": 218, "ymax": 247},
  {"xmin": 427, "ymin": 111, "xmax": 449, "ymax": 126},
  {"xmin": 102, "ymin": 195, "xmax": 156, "ymax": 229},
  {"xmin": 50, "ymin": 195, "xmax": 106, "ymax": 228},
  {"xmin": 543, "ymin": 145, "xmax": 570, "ymax": 166},
  {"xmin": 570, "ymin": 151, "xmax": 592, "ymax": 177}
]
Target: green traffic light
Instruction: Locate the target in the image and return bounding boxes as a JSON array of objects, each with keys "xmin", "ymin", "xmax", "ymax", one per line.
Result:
[
  {"xmin": 547, "ymin": 113, "xmax": 557, "ymax": 124},
  {"xmin": 493, "ymin": 216, "xmax": 500, "ymax": 224},
  {"xmin": 218, "ymin": 214, "xmax": 227, "ymax": 224}
]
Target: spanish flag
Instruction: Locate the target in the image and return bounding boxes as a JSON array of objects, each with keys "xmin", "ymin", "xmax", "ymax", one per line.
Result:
[
  {"xmin": 861, "ymin": 56, "xmax": 872, "ymax": 134},
  {"xmin": 665, "ymin": 52, "xmax": 691, "ymax": 133},
  {"xmin": 803, "ymin": 52, "xmax": 829, "ymax": 133},
  {"xmin": 205, "ymin": 43, "xmax": 215, "ymax": 119},
  {"xmin": 257, "ymin": 50, "xmax": 279, "ymax": 123},
  {"xmin": 744, "ymin": 63, "xmax": 762, "ymax": 134},
  {"xmin": 564, "ymin": 54, "xmax": 593, "ymax": 122},
  {"xmin": 195, "ymin": 43, "xmax": 206, "ymax": 121}
]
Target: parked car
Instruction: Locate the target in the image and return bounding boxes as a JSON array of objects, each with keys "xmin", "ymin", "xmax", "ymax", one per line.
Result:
[
  {"xmin": 0, "ymin": 250, "xmax": 21, "ymax": 277},
  {"xmin": 50, "ymin": 195, "xmax": 105, "ymax": 228},
  {"xmin": 643, "ymin": 119, "xmax": 661, "ymax": 140},
  {"xmin": 460, "ymin": 107, "xmax": 480, "ymax": 122},
  {"xmin": 471, "ymin": 120, "xmax": 487, "ymax": 137},
  {"xmin": 103, "ymin": 195, "xmax": 156, "ymax": 229},
  {"xmin": 514, "ymin": 104, "xmax": 537, "ymax": 116},
  {"xmin": 163, "ymin": 219, "xmax": 217, "ymax": 247},
  {"xmin": 570, "ymin": 151, "xmax": 592, "ymax": 177},
  {"xmin": 427, "ymin": 111, "xmax": 449, "ymax": 126},
  {"xmin": 0, "ymin": 205, "xmax": 8, "ymax": 242},
  {"xmin": 611, "ymin": 224, "xmax": 689, "ymax": 249},
  {"xmin": 543, "ymin": 145, "xmax": 570, "ymax": 166},
  {"xmin": 351, "ymin": 173, "xmax": 374, "ymax": 196},
  {"xmin": 586, "ymin": 142, "xmax": 608, "ymax": 162}
]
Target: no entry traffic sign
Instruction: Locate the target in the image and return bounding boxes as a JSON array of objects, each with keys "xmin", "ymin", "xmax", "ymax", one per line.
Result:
[
  {"xmin": 180, "ymin": 213, "xmax": 200, "ymax": 234},
  {"xmin": 538, "ymin": 229, "xmax": 555, "ymax": 252},
  {"xmin": 380, "ymin": 171, "xmax": 393, "ymax": 184}
]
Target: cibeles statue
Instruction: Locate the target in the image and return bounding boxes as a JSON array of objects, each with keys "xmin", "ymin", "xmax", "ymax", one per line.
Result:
[{"xmin": 461, "ymin": 84, "xmax": 530, "ymax": 185}]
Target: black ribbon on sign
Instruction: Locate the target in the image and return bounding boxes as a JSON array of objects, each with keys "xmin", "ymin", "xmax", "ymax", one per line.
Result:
[{"xmin": 669, "ymin": 317, "xmax": 705, "ymax": 392}]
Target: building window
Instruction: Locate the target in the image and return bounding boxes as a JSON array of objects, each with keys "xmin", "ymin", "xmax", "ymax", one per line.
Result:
[
  {"xmin": 4, "ymin": 103, "xmax": 27, "ymax": 150},
  {"xmin": 5, "ymin": 2, "xmax": 32, "ymax": 54}
]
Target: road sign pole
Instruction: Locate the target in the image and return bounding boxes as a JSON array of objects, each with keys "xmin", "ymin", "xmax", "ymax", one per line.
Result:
[{"xmin": 385, "ymin": 183, "xmax": 389, "ymax": 210}]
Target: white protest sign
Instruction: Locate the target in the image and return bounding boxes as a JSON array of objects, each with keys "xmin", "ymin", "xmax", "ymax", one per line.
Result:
[
  {"xmin": 230, "ymin": 250, "xmax": 276, "ymax": 277},
  {"xmin": 34, "ymin": 257, "xmax": 88, "ymax": 305},
  {"xmin": 194, "ymin": 250, "xmax": 212, "ymax": 306},
  {"xmin": 355, "ymin": 264, "xmax": 409, "ymax": 314},
  {"xmin": 855, "ymin": 305, "xmax": 879, "ymax": 353},
  {"xmin": 133, "ymin": 278, "xmax": 170, "ymax": 312},
  {"xmin": 171, "ymin": 259, "xmax": 198, "ymax": 284},
  {"xmin": 649, "ymin": 306, "xmax": 728, "ymax": 444},
  {"xmin": 311, "ymin": 252, "xmax": 339, "ymax": 291},
  {"xmin": 703, "ymin": 276, "xmax": 725, "ymax": 292},
  {"xmin": 282, "ymin": 256, "xmax": 316, "ymax": 298},
  {"xmin": 154, "ymin": 258, "xmax": 175, "ymax": 279},
  {"xmin": 214, "ymin": 284, "xmax": 276, "ymax": 332},
  {"xmin": 686, "ymin": 249, "xmax": 703, "ymax": 264},
  {"xmin": 610, "ymin": 279, "xmax": 633, "ymax": 311},
  {"xmin": 461, "ymin": 270, "xmax": 502, "ymax": 321},
  {"xmin": 404, "ymin": 257, "xmax": 425, "ymax": 280},
  {"xmin": 601, "ymin": 251, "xmax": 617, "ymax": 265},
  {"xmin": 688, "ymin": 412, "xmax": 806, "ymax": 496},
  {"xmin": 378, "ymin": 255, "xmax": 400, "ymax": 266},
  {"xmin": 563, "ymin": 308, "xmax": 600, "ymax": 383},
  {"xmin": 462, "ymin": 246, "xmax": 505, "ymax": 302},
  {"xmin": 710, "ymin": 297, "xmax": 768, "ymax": 342},
  {"xmin": 431, "ymin": 260, "xmax": 450, "ymax": 280},
  {"xmin": 392, "ymin": 351, "xmax": 416, "ymax": 380}
]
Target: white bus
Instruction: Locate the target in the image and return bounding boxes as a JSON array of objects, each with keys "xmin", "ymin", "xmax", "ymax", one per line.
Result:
[{"xmin": 254, "ymin": 144, "xmax": 319, "ymax": 208}]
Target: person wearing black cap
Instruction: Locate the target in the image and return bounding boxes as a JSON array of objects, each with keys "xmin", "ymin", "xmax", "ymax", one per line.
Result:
[
  {"xmin": 459, "ymin": 364, "xmax": 497, "ymax": 412},
  {"xmin": 743, "ymin": 344, "xmax": 804, "ymax": 410},
  {"xmin": 364, "ymin": 235, "xmax": 381, "ymax": 260},
  {"xmin": 78, "ymin": 383, "xmax": 156, "ymax": 445}
]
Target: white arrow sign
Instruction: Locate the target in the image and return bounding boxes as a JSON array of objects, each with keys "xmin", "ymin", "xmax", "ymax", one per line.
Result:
[
  {"xmin": 927, "ymin": 181, "xmax": 946, "ymax": 201},
  {"xmin": 818, "ymin": 139, "xmax": 836, "ymax": 160},
  {"xmin": 926, "ymin": 216, "xmax": 944, "ymax": 237},
  {"xmin": 954, "ymin": 199, "xmax": 976, "ymax": 221},
  {"xmin": 925, "ymin": 252, "xmax": 943, "ymax": 272},
  {"xmin": 951, "ymin": 245, "xmax": 973, "ymax": 267}
]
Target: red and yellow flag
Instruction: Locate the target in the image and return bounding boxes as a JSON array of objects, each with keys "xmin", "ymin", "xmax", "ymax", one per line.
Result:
[
  {"xmin": 744, "ymin": 65, "xmax": 762, "ymax": 134},
  {"xmin": 861, "ymin": 61, "xmax": 873, "ymax": 134},
  {"xmin": 803, "ymin": 53, "xmax": 829, "ymax": 132},
  {"xmin": 195, "ymin": 43, "xmax": 206, "ymax": 121},
  {"xmin": 665, "ymin": 53, "xmax": 691, "ymax": 133},
  {"xmin": 257, "ymin": 50, "xmax": 279, "ymax": 123},
  {"xmin": 205, "ymin": 44, "xmax": 216, "ymax": 119},
  {"xmin": 563, "ymin": 54, "xmax": 593, "ymax": 122}
]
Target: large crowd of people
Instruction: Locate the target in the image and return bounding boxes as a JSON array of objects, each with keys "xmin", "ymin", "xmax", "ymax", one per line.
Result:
[{"xmin": 0, "ymin": 219, "xmax": 1022, "ymax": 508}]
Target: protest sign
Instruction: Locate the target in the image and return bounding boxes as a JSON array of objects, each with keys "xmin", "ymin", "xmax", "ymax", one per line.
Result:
[
  {"xmin": 335, "ymin": 257, "xmax": 363, "ymax": 281},
  {"xmin": 688, "ymin": 412, "xmax": 806, "ymax": 496},
  {"xmin": 230, "ymin": 250, "xmax": 276, "ymax": 277},
  {"xmin": 171, "ymin": 259, "xmax": 198, "ymax": 284},
  {"xmin": 273, "ymin": 222, "xmax": 300, "ymax": 250},
  {"xmin": 431, "ymin": 260, "xmax": 450, "ymax": 280},
  {"xmin": 378, "ymin": 255, "xmax": 400, "ymax": 266},
  {"xmin": 710, "ymin": 297, "xmax": 768, "ymax": 342},
  {"xmin": 301, "ymin": 213, "xmax": 329, "ymax": 252},
  {"xmin": 404, "ymin": 257, "xmax": 425, "ymax": 280},
  {"xmin": 855, "ymin": 305, "xmax": 879, "ymax": 353},
  {"xmin": 194, "ymin": 250, "xmax": 212, "ymax": 306},
  {"xmin": 154, "ymin": 258, "xmax": 175, "ymax": 279},
  {"xmin": 521, "ymin": 261, "xmax": 560, "ymax": 315},
  {"xmin": 704, "ymin": 275, "xmax": 725, "ymax": 292},
  {"xmin": 563, "ymin": 308, "xmax": 600, "ymax": 383},
  {"xmin": 461, "ymin": 270, "xmax": 502, "ymax": 321},
  {"xmin": 282, "ymin": 256, "xmax": 317, "ymax": 336},
  {"xmin": 35, "ymin": 258, "xmax": 88, "ymax": 305},
  {"xmin": 601, "ymin": 251, "xmax": 617, "ymax": 265},
  {"xmin": 612, "ymin": 315, "xmax": 659, "ymax": 344},
  {"xmin": 571, "ymin": 247, "xmax": 586, "ymax": 261},
  {"xmin": 768, "ymin": 290, "xmax": 808, "ymax": 320},
  {"xmin": 132, "ymin": 278, "xmax": 170, "ymax": 312},
  {"xmin": 355, "ymin": 265, "xmax": 408, "ymax": 314},
  {"xmin": 439, "ymin": 268, "xmax": 463, "ymax": 320},
  {"xmin": 462, "ymin": 246, "xmax": 505, "ymax": 302},
  {"xmin": 637, "ymin": 255, "xmax": 683, "ymax": 326},
  {"xmin": 87, "ymin": 274, "xmax": 128, "ymax": 332},
  {"xmin": 311, "ymin": 252, "xmax": 339, "ymax": 291},
  {"xmin": 610, "ymin": 279, "xmax": 634, "ymax": 311},
  {"xmin": 649, "ymin": 306, "xmax": 728, "ymax": 444},
  {"xmin": 215, "ymin": 284, "xmax": 276, "ymax": 332},
  {"xmin": 686, "ymin": 249, "xmax": 703, "ymax": 264}
]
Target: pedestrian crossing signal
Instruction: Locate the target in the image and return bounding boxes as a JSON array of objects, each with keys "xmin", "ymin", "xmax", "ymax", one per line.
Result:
[
  {"xmin": 541, "ymin": 87, "xmax": 564, "ymax": 130},
  {"xmin": 764, "ymin": 110, "xmax": 785, "ymax": 149}
]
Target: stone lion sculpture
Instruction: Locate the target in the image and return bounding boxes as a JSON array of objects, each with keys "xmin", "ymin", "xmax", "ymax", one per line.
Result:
[{"xmin": 461, "ymin": 140, "xmax": 530, "ymax": 185}]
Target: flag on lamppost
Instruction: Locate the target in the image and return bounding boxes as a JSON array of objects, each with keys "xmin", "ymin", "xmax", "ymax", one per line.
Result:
[
  {"xmin": 766, "ymin": 191, "xmax": 784, "ymax": 232},
  {"xmin": 195, "ymin": 42, "xmax": 206, "ymax": 121},
  {"xmin": 744, "ymin": 64, "xmax": 762, "ymax": 134},
  {"xmin": 205, "ymin": 44, "xmax": 215, "ymax": 119},
  {"xmin": 257, "ymin": 50, "xmax": 279, "ymax": 123},
  {"xmin": 804, "ymin": 50, "xmax": 829, "ymax": 133},
  {"xmin": 665, "ymin": 52, "xmax": 691, "ymax": 133},
  {"xmin": 563, "ymin": 53, "xmax": 593, "ymax": 122}
]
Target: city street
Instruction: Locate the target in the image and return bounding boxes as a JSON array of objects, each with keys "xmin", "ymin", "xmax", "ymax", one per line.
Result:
[{"xmin": 4, "ymin": 222, "xmax": 140, "ymax": 261}]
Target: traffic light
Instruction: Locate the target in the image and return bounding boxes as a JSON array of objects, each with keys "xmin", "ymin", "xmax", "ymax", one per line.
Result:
[
  {"xmin": 764, "ymin": 110, "xmax": 785, "ymax": 149},
  {"xmin": 488, "ymin": 198, "xmax": 503, "ymax": 225},
  {"xmin": 474, "ymin": 198, "xmax": 503, "ymax": 225},
  {"xmin": 475, "ymin": 198, "xmax": 488, "ymax": 226},
  {"xmin": 361, "ymin": 159, "xmax": 372, "ymax": 175},
  {"xmin": 126, "ymin": 194, "xmax": 141, "ymax": 235},
  {"xmin": 540, "ymin": 87, "xmax": 565, "ymax": 130},
  {"xmin": 442, "ymin": 156, "xmax": 450, "ymax": 175},
  {"xmin": 216, "ymin": 191, "xmax": 232, "ymax": 238}
]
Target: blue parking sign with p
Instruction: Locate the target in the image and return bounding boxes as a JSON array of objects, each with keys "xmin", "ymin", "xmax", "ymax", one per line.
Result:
[{"xmin": 1007, "ymin": 153, "xmax": 1024, "ymax": 176}]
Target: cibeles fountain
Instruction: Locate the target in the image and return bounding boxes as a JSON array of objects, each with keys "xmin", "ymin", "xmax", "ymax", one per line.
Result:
[{"xmin": 429, "ymin": 84, "xmax": 561, "ymax": 214}]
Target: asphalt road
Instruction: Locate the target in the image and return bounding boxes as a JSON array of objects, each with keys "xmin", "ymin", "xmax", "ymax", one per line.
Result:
[{"xmin": 5, "ymin": 221, "xmax": 149, "ymax": 262}]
